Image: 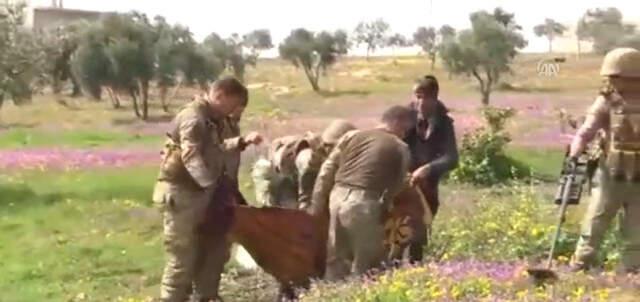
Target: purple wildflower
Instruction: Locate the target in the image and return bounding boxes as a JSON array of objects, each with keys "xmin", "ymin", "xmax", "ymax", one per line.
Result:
[{"xmin": 0, "ymin": 148, "xmax": 160, "ymax": 170}]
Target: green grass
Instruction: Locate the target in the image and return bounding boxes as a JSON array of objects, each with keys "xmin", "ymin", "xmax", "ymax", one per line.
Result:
[
  {"xmin": 506, "ymin": 146, "xmax": 565, "ymax": 180},
  {"xmin": 0, "ymin": 167, "xmax": 259, "ymax": 301},
  {"xmin": 0, "ymin": 167, "xmax": 160, "ymax": 301},
  {"xmin": 0, "ymin": 129, "xmax": 162, "ymax": 148},
  {"xmin": 0, "ymin": 53, "xmax": 614, "ymax": 301}
]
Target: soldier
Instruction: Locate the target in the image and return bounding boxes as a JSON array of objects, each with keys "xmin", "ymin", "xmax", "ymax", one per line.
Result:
[
  {"xmin": 152, "ymin": 76, "xmax": 262, "ymax": 302},
  {"xmin": 404, "ymin": 75, "xmax": 459, "ymax": 263},
  {"xmin": 310, "ymin": 106, "xmax": 413, "ymax": 280},
  {"xmin": 251, "ymin": 120, "xmax": 356, "ymax": 209},
  {"xmin": 569, "ymin": 47, "xmax": 640, "ymax": 274}
]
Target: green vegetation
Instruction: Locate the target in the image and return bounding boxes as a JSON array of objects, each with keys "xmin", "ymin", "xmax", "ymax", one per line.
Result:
[
  {"xmin": 2, "ymin": 2, "xmax": 638, "ymax": 301},
  {"xmin": 0, "ymin": 167, "xmax": 263, "ymax": 301},
  {"xmin": 0, "ymin": 167, "xmax": 159, "ymax": 301},
  {"xmin": 0, "ymin": 129, "xmax": 161, "ymax": 148},
  {"xmin": 440, "ymin": 8, "xmax": 527, "ymax": 105},
  {"xmin": 301, "ymin": 183, "xmax": 630, "ymax": 302},
  {"xmin": 534, "ymin": 18, "xmax": 568, "ymax": 53},
  {"xmin": 577, "ymin": 7, "xmax": 640, "ymax": 54}
]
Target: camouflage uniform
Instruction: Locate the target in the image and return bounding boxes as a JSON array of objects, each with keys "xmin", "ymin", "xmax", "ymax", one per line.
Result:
[
  {"xmin": 152, "ymin": 98, "xmax": 247, "ymax": 301},
  {"xmin": 570, "ymin": 48, "xmax": 640, "ymax": 273},
  {"xmin": 251, "ymin": 120, "xmax": 355, "ymax": 209},
  {"xmin": 251, "ymin": 135, "xmax": 308, "ymax": 208},
  {"xmin": 311, "ymin": 129, "xmax": 411, "ymax": 280}
]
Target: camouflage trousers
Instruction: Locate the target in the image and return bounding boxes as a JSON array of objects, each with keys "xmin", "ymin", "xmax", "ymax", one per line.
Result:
[
  {"xmin": 325, "ymin": 185, "xmax": 387, "ymax": 281},
  {"xmin": 153, "ymin": 181, "xmax": 230, "ymax": 302},
  {"xmin": 251, "ymin": 159, "xmax": 298, "ymax": 209},
  {"xmin": 573, "ymin": 171, "xmax": 640, "ymax": 272}
]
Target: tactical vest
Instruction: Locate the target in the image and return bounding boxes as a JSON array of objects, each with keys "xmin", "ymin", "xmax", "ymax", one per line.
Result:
[
  {"xmin": 157, "ymin": 102, "xmax": 223, "ymax": 189},
  {"xmin": 605, "ymin": 92, "xmax": 640, "ymax": 181}
]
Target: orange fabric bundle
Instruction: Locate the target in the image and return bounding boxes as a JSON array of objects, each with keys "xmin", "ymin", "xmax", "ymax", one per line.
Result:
[
  {"xmin": 229, "ymin": 206, "xmax": 325, "ymax": 287},
  {"xmin": 203, "ymin": 176, "xmax": 429, "ymax": 290}
]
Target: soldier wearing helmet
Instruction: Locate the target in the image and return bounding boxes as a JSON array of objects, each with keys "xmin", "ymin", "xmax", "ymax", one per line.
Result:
[
  {"xmin": 251, "ymin": 119, "xmax": 357, "ymax": 209},
  {"xmin": 569, "ymin": 47, "xmax": 640, "ymax": 273}
]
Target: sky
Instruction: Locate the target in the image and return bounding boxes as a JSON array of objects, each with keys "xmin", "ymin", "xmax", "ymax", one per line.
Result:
[{"xmin": 28, "ymin": 0, "xmax": 640, "ymax": 54}]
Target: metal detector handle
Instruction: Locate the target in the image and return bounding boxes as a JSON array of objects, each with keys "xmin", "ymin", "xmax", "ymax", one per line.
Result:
[{"xmin": 546, "ymin": 172, "xmax": 574, "ymax": 269}]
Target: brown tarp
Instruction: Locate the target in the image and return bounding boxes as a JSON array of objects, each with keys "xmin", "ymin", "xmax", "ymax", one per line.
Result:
[{"xmin": 202, "ymin": 176, "xmax": 429, "ymax": 289}]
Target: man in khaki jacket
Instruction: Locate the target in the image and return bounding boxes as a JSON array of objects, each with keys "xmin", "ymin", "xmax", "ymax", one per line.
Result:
[
  {"xmin": 152, "ymin": 77, "xmax": 261, "ymax": 302},
  {"xmin": 310, "ymin": 106, "xmax": 413, "ymax": 280}
]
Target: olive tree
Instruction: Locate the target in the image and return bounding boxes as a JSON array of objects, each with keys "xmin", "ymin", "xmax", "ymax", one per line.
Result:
[
  {"xmin": 577, "ymin": 8, "xmax": 638, "ymax": 54},
  {"xmin": 440, "ymin": 8, "xmax": 527, "ymax": 105},
  {"xmin": 387, "ymin": 33, "xmax": 410, "ymax": 63},
  {"xmin": 533, "ymin": 18, "xmax": 567, "ymax": 53},
  {"xmin": 0, "ymin": 1, "xmax": 47, "ymax": 109},
  {"xmin": 413, "ymin": 26, "xmax": 437, "ymax": 69},
  {"xmin": 279, "ymin": 28, "xmax": 348, "ymax": 91},
  {"xmin": 243, "ymin": 29, "xmax": 273, "ymax": 57},
  {"xmin": 354, "ymin": 19, "xmax": 389, "ymax": 59}
]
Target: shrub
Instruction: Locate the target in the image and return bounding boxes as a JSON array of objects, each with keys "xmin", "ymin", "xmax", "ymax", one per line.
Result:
[{"xmin": 450, "ymin": 106, "xmax": 529, "ymax": 185}]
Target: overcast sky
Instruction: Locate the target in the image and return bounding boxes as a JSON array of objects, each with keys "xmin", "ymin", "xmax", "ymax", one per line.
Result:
[{"xmin": 29, "ymin": 0, "xmax": 640, "ymax": 53}]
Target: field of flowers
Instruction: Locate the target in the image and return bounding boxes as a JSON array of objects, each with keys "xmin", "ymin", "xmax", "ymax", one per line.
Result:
[
  {"xmin": 2, "ymin": 55, "xmax": 637, "ymax": 301},
  {"xmin": 301, "ymin": 262, "xmax": 640, "ymax": 301}
]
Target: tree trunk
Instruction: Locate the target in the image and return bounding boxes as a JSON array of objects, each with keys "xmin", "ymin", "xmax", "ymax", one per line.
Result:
[
  {"xmin": 301, "ymin": 62, "xmax": 321, "ymax": 92},
  {"xmin": 234, "ymin": 68, "xmax": 246, "ymax": 84},
  {"xmin": 307, "ymin": 70, "xmax": 320, "ymax": 92},
  {"xmin": 130, "ymin": 90, "xmax": 141, "ymax": 118},
  {"xmin": 481, "ymin": 90, "xmax": 490, "ymax": 106},
  {"xmin": 159, "ymin": 85, "xmax": 169, "ymax": 113},
  {"xmin": 548, "ymin": 37, "xmax": 553, "ymax": 53},
  {"xmin": 366, "ymin": 46, "xmax": 371, "ymax": 61},
  {"xmin": 430, "ymin": 53, "xmax": 436, "ymax": 70},
  {"xmin": 70, "ymin": 75, "xmax": 81, "ymax": 97},
  {"xmin": 52, "ymin": 78, "xmax": 62, "ymax": 94},
  {"xmin": 139, "ymin": 80, "xmax": 149, "ymax": 120},
  {"xmin": 577, "ymin": 39, "xmax": 581, "ymax": 60},
  {"xmin": 106, "ymin": 87, "xmax": 121, "ymax": 109},
  {"xmin": 472, "ymin": 68, "xmax": 491, "ymax": 106}
]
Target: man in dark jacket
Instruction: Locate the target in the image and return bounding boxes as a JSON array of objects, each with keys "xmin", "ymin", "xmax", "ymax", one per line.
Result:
[{"xmin": 404, "ymin": 75, "xmax": 459, "ymax": 263}]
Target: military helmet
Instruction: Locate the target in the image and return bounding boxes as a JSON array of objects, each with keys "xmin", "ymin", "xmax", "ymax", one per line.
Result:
[
  {"xmin": 600, "ymin": 47, "xmax": 640, "ymax": 77},
  {"xmin": 321, "ymin": 119, "xmax": 356, "ymax": 144}
]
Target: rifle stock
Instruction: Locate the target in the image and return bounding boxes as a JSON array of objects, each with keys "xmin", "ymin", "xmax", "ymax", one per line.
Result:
[{"xmin": 554, "ymin": 148, "xmax": 589, "ymax": 205}]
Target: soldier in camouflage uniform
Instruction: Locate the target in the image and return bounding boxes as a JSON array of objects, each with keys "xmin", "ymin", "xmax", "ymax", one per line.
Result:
[
  {"xmin": 310, "ymin": 106, "xmax": 412, "ymax": 280},
  {"xmin": 251, "ymin": 120, "xmax": 356, "ymax": 209},
  {"xmin": 569, "ymin": 48, "xmax": 640, "ymax": 273},
  {"xmin": 152, "ymin": 77, "xmax": 262, "ymax": 302}
]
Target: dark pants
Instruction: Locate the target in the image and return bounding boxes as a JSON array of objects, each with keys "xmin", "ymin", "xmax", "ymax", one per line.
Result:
[{"xmin": 409, "ymin": 181, "xmax": 439, "ymax": 263}]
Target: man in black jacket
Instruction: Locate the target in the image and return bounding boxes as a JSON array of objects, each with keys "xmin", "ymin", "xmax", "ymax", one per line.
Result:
[{"xmin": 404, "ymin": 75, "xmax": 459, "ymax": 263}]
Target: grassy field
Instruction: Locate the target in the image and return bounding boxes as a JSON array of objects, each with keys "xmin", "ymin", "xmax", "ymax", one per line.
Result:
[{"xmin": 1, "ymin": 54, "xmax": 636, "ymax": 301}]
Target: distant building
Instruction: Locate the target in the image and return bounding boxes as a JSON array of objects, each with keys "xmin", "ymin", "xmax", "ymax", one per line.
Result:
[{"xmin": 31, "ymin": 7, "xmax": 110, "ymax": 30}]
